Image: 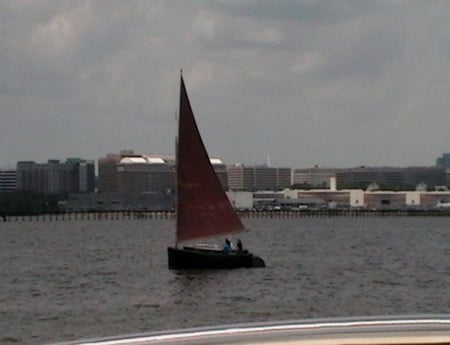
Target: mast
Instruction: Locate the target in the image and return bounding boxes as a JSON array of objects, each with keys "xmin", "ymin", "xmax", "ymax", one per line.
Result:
[
  {"xmin": 174, "ymin": 133, "xmax": 178, "ymax": 248},
  {"xmin": 174, "ymin": 71, "xmax": 182, "ymax": 248}
]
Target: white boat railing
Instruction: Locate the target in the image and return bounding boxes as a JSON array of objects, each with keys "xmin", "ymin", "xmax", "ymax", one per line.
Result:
[{"xmin": 54, "ymin": 315, "xmax": 450, "ymax": 345}]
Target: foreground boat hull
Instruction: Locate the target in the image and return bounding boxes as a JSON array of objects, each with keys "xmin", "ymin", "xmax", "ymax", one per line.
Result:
[{"xmin": 168, "ymin": 247, "xmax": 265, "ymax": 269}]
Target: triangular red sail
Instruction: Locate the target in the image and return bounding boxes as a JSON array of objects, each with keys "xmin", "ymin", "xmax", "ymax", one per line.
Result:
[{"xmin": 176, "ymin": 75, "xmax": 245, "ymax": 242}]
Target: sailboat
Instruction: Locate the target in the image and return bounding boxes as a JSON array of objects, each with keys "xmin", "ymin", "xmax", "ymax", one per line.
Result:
[{"xmin": 167, "ymin": 74, "xmax": 265, "ymax": 269}]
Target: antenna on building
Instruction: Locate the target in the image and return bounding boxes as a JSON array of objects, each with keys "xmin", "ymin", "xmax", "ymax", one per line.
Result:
[{"xmin": 267, "ymin": 154, "xmax": 271, "ymax": 167}]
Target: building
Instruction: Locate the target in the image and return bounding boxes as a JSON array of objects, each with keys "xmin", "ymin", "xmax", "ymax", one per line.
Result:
[
  {"xmin": 336, "ymin": 166, "xmax": 445, "ymax": 190},
  {"xmin": 227, "ymin": 164, "xmax": 254, "ymax": 191},
  {"xmin": 98, "ymin": 153, "xmax": 121, "ymax": 193},
  {"xmin": 253, "ymin": 166, "xmax": 277, "ymax": 190},
  {"xmin": 210, "ymin": 158, "xmax": 228, "ymax": 190},
  {"xmin": 336, "ymin": 167, "xmax": 403, "ymax": 189},
  {"xmin": 253, "ymin": 190, "xmax": 285, "ymax": 209},
  {"xmin": 227, "ymin": 164, "xmax": 292, "ymax": 191},
  {"xmin": 284, "ymin": 187, "xmax": 450, "ymax": 210},
  {"xmin": 16, "ymin": 159, "xmax": 95, "ymax": 195},
  {"xmin": 226, "ymin": 191, "xmax": 253, "ymax": 209},
  {"xmin": 0, "ymin": 169, "xmax": 17, "ymax": 192},
  {"xmin": 98, "ymin": 151, "xmax": 174, "ymax": 194},
  {"xmin": 116, "ymin": 156, "xmax": 173, "ymax": 195},
  {"xmin": 66, "ymin": 158, "xmax": 95, "ymax": 193},
  {"xmin": 98, "ymin": 150, "xmax": 227, "ymax": 198},
  {"xmin": 286, "ymin": 189, "xmax": 350, "ymax": 208},
  {"xmin": 436, "ymin": 153, "xmax": 450, "ymax": 168},
  {"xmin": 293, "ymin": 166, "xmax": 336, "ymax": 187},
  {"xmin": 404, "ymin": 166, "xmax": 446, "ymax": 188},
  {"xmin": 277, "ymin": 167, "xmax": 292, "ymax": 189}
]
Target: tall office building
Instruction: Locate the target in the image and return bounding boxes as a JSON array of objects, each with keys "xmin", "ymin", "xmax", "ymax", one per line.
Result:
[
  {"xmin": 66, "ymin": 158, "xmax": 95, "ymax": 192},
  {"xmin": 293, "ymin": 167, "xmax": 337, "ymax": 187},
  {"xmin": 253, "ymin": 166, "xmax": 277, "ymax": 190},
  {"xmin": 98, "ymin": 150, "xmax": 228, "ymax": 196},
  {"xmin": 228, "ymin": 165, "xmax": 254, "ymax": 191},
  {"xmin": 0, "ymin": 169, "xmax": 17, "ymax": 192},
  {"xmin": 436, "ymin": 153, "xmax": 450, "ymax": 168},
  {"xmin": 227, "ymin": 164, "xmax": 291, "ymax": 191},
  {"xmin": 17, "ymin": 159, "xmax": 95, "ymax": 194},
  {"xmin": 277, "ymin": 167, "xmax": 292, "ymax": 189},
  {"xmin": 98, "ymin": 153, "xmax": 121, "ymax": 193},
  {"xmin": 404, "ymin": 166, "xmax": 446, "ymax": 187},
  {"xmin": 336, "ymin": 166, "xmax": 445, "ymax": 189},
  {"xmin": 116, "ymin": 156, "xmax": 173, "ymax": 195},
  {"xmin": 98, "ymin": 151, "xmax": 175, "ymax": 196},
  {"xmin": 210, "ymin": 158, "xmax": 228, "ymax": 190}
]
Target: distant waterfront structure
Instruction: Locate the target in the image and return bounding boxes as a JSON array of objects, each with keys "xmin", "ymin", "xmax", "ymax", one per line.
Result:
[
  {"xmin": 227, "ymin": 165, "xmax": 254, "ymax": 190},
  {"xmin": 97, "ymin": 150, "xmax": 228, "ymax": 195},
  {"xmin": 290, "ymin": 165, "xmax": 447, "ymax": 190},
  {"xmin": 97, "ymin": 153, "xmax": 121, "ymax": 193},
  {"xmin": 0, "ymin": 168, "xmax": 17, "ymax": 192},
  {"xmin": 98, "ymin": 151, "xmax": 173, "ymax": 194},
  {"xmin": 285, "ymin": 187, "xmax": 450, "ymax": 210},
  {"xmin": 68, "ymin": 150, "xmax": 228, "ymax": 211},
  {"xmin": 227, "ymin": 164, "xmax": 291, "ymax": 191},
  {"xmin": 16, "ymin": 159, "xmax": 95, "ymax": 195},
  {"xmin": 67, "ymin": 158, "xmax": 95, "ymax": 193},
  {"xmin": 116, "ymin": 155, "xmax": 173, "ymax": 195},
  {"xmin": 436, "ymin": 153, "xmax": 450, "ymax": 168},
  {"xmin": 335, "ymin": 166, "xmax": 446, "ymax": 190},
  {"xmin": 210, "ymin": 158, "xmax": 228, "ymax": 190},
  {"xmin": 9, "ymin": 149, "xmax": 450, "ymax": 212},
  {"xmin": 293, "ymin": 166, "xmax": 337, "ymax": 188}
]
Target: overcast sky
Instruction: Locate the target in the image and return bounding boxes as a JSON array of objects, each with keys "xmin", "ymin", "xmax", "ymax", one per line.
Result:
[{"xmin": 1, "ymin": 1, "xmax": 450, "ymax": 169}]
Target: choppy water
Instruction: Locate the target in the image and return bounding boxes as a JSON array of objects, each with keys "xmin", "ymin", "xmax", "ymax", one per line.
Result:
[{"xmin": 1, "ymin": 217, "xmax": 449, "ymax": 344}]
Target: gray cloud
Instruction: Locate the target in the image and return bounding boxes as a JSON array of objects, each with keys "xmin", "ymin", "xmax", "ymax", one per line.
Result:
[{"xmin": 1, "ymin": 1, "xmax": 449, "ymax": 169}]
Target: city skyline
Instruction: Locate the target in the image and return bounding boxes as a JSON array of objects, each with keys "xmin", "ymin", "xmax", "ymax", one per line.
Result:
[
  {"xmin": 7, "ymin": 153, "xmax": 449, "ymax": 198},
  {"xmin": 1, "ymin": 2, "xmax": 450, "ymax": 168},
  {"xmin": 1, "ymin": 149, "xmax": 449, "ymax": 171}
]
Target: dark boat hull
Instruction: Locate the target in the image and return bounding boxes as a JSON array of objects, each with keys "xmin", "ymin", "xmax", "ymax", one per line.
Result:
[{"xmin": 168, "ymin": 247, "xmax": 265, "ymax": 269}]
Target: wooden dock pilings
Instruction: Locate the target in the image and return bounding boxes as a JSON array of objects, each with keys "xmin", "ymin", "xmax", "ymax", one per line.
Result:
[
  {"xmin": 2, "ymin": 209, "xmax": 450, "ymax": 222},
  {"xmin": 1, "ymin": 210, "xmax": 175, "ymax": 222}
]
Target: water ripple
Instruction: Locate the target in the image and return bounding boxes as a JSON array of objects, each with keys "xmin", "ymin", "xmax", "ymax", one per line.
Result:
[{"xmin": 1, "ymin": 218, "xmax": 449, "ymax": 344}]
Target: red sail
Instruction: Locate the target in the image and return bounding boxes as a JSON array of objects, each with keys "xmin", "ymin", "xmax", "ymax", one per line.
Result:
[{"xmin": 176, "ymin": 76, "xmax": 245, "ymax": 242}]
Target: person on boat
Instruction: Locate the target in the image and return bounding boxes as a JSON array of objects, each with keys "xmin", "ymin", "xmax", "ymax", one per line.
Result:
[
  {"xmin": 223, "ymin": 238, "xmax": 234, "ymax": 252},
  {"xmin": 237, "ymin": 239, "xmax": 243, "ymax": 252}
]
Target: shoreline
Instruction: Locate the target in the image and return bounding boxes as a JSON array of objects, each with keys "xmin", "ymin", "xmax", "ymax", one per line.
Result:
[{"xmin": 2, "ymin": 208, "xmax": 450, "ymax": 222}]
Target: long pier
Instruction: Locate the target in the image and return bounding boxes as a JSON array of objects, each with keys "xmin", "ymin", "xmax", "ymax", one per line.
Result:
[{"xmin": 2, "ymin": 209, "xmax": 450, "ymax": 222}]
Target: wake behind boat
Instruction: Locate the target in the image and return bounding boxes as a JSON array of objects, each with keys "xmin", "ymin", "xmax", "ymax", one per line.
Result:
[{"xmin": 167, "ymin": 73, "xmax": 265, "ymax": 269}]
